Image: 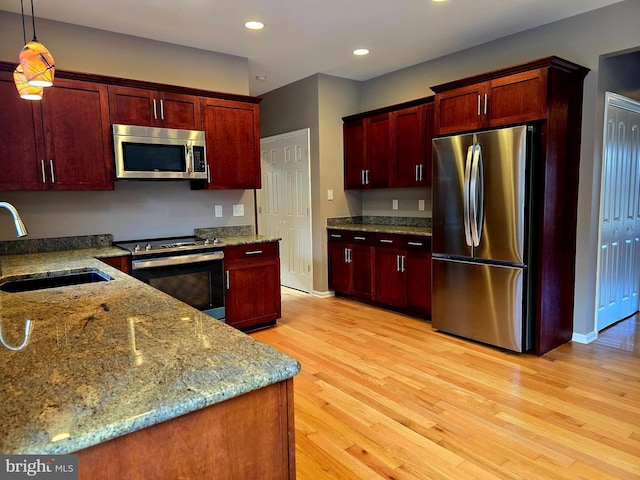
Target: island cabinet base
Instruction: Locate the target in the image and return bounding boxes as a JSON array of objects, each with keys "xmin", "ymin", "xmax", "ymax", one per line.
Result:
[{"xmin": 76, "ymin": 378, "xmax": 296, "ymax": 480}]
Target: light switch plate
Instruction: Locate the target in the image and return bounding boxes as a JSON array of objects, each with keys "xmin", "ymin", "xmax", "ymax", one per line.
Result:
[
  {"xmin": 233, "ymin": 204, "xmax": 244, "ymax": 217},
  {"xmin": 214, "ymin": 205, "xmax": 223, "ymax": 217},
  {"xmin": 392, "ymin": 199, "xmax": 398, "ymax": 210},
  {"xmin": 418, "ymin": 200, "xmax": 425, "ymax": 211},
  {"xmin": 327, "ymin": 189, "xmax": 334, "ymax": 201}
]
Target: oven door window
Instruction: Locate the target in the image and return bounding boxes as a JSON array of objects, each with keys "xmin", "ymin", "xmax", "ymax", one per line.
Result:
[{"xmin": 135, "ymin": 261, "xmax": 224, "ymax": 312}]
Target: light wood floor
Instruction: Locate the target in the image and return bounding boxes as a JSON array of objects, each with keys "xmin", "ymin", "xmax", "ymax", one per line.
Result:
[{"xmin": 251, "ymin": 289, "xmax": 640, "ymax": 480}]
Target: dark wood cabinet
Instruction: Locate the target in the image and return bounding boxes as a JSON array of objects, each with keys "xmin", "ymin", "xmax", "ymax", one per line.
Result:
[
  {"xmin": 328, "ymin": 229, "xmax": 430, "ymax": 317},
  {"xmin": 108, "ymin": 85, "xmax": 201, "ymax": 130},
  {"xmin": 391, "ymin": 103, "xmax": 434, "ymax": 187},
  {"xmin": 343, "ymin": 97, "xmax": 433, "ymax": 189},
  {"xmin": 0, "ymin": 72, "xmax": 113, "ymax": 191},
  {"xmin": 224, "ymin": 242, "xmax": 281, "ymax": 331},
  {"xmin": 199, "ymin": 98, "xmax": 261, "ymax": 189},
  {"xmin": 431, "ymin": 56, "xmax": 589, "ymax": 354},
  {"xmin": 327, "ymin": 230, "xmax": 374, "ymax": 301},
  {"xmin": 434, "ymin": 64, "xmax": 550, "ymax": 135},
  {"xmin": 374, "ymin": 233, "xmax": 431, "ymax": 316},
  {"xmin": 99, "ymin": 255, "xmax": 131, "ymax": 275}
]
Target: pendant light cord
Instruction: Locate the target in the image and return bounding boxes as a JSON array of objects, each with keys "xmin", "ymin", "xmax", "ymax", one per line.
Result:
[
  {"xmin": 30, "ymin": 0, "xmax": 37, "ymax": 41},
  {"xmin": 20, "ymin": 0, "xmax": 26, "ymax": 44}
]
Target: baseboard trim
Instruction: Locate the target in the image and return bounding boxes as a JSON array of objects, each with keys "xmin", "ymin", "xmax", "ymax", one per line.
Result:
[
  {"xmin": 572, "ymin": 330, "xmax": 598, "ymax": 344},
  {"xmin": 312, "ymin": 289, "xmax": 334, "ymax": 298}
]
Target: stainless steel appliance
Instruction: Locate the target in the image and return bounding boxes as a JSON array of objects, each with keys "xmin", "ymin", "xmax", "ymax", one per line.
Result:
[
  {"xmin": 113, "ymin": 124, "xmax": 208, "ymax": 180},
  {"xmin": 116, "ymin": 236, "xmax": 225, "ymax": 321},
  {"xmin": 431, "ymin": 125, "xmax": 535, "ymax": 352}
]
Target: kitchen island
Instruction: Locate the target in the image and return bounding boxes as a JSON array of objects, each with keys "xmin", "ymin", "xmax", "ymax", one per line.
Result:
[{"xmin": 0, "ymin": 247, "xmax": 299, "ymax": 479}]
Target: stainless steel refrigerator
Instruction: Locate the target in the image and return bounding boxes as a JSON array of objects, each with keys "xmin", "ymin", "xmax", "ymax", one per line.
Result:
[{"xmin": 431, "ymin": 125, "xmax": 535, "ymax": 352}]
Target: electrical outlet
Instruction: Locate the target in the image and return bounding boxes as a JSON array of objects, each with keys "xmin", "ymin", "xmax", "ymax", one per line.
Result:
[
  {"xmin": 418, "ymin": 200, "xmax": 425, "ymax": 211},
  {"xmin": 214, "ymin": 205, "xmax": 223, "ymax": 217},
  {"xmin": 327, "ymin": 189, "xmax": 334, "ymax": 201},
  {"xmin": 233, "ymin": 204, "xmax": 244, "ymax": 217},
  {"xmin": 392, "ymin": 199, "xmax": 398, "ymax": 210}
]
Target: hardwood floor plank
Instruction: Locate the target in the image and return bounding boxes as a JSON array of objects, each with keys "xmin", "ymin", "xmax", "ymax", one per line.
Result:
[{"xmin": 251, "ymin": 290, "xmax": 640, "ymax": 479}]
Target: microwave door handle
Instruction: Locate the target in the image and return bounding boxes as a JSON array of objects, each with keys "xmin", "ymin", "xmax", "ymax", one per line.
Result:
[{"xmin": 185, "ymin": 145, "xmax": 192, "ymax": 174}]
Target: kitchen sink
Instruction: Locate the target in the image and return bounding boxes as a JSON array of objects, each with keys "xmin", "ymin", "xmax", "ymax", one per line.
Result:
[{"xmin": 0, "ymin": 269, "xmax": 112, "ymax": 293}]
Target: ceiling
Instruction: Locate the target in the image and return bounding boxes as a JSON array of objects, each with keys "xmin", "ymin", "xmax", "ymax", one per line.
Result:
[{"xmin": 0, "ymin": 0, "xmax": 624, "ymax": 96}]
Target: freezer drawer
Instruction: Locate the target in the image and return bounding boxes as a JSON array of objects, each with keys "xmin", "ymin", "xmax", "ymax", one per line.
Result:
[{"xmin": 432, "ymin": 257, "xmax": 528, "ymax": 352}]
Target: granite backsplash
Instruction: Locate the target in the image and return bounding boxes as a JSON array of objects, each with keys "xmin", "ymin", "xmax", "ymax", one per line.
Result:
[{"xmin": 327, "ymin": 216, "xmax": 431, "ymax": 228}]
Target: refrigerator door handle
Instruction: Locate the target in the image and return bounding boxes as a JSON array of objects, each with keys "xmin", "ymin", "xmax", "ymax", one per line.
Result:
[
  {"xmin": 463, "ymin": 145, "xmax": 474, "ymax": 247},
  {"xmin": 469, "ymin": 144, "xmax": 485, "ymax": 247}
]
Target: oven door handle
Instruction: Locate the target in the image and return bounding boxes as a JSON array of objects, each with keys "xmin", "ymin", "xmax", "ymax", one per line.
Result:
[{"xmin": 132, "ymin": 252, "xmax": 224, "ymax": 270}]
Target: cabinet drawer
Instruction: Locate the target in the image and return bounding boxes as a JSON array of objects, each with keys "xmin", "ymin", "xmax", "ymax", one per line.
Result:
[
  {"xmin": 403, "ymin": 236, "xmax": 431, "ymax": 251},
  {"xmin": 224, "ymin": 242, "xmax": 279, "ymax": 263},
  {"xmin": 376, "ymin": 233, "xmax": 403, "ymax": 248},
  {"xmin": 328, "ymin": 230, "xmax": 350, "ymax": 243}
]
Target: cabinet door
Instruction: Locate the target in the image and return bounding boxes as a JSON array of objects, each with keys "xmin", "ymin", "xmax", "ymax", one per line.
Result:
[
  {"xmin": 328, "ymin": 240, "xmax": 351, "ymax": 293},
  {"xmin": 201, "ymin": 98, "xmax": 260, "ymax": 189},
  {"xmin": 225, "ymin": 258, "xmax": 281, "ymax": 329},
  {"xmin": 366, "ymin": 113, "xmax": 391, "ymax": 188},
  {"xmin": 343, "ymin": 118, "xmax": 366, "ymax": 189},
  {"xmin": 351, "ymin": 241, "xmax": 374, "ymax": 300},
  {"xmin": 488, "ymin": 69, "xmax": 547, "ymax": 127},
  {"xmin": 108, "ymin": 86, "xmax": 200, "ymax": 130},
  {"xmin": 406, "ymin": 250, "xmax": 431, "ymax": 315},
  {"xmin": 0, "ymin": 71, "xmax": 43, "ymax": 191},
  {"xmin": 374, "ymin": 246, "xmax": 405, "ymax": 307},
  {"xmin": 435, "ymin": 83, "xmax": 486, "ymax": 135},
  {"xmin": 391, "ymin": 105, "xmax": 427, "ymax": 188},
  {"xmin": 38, "ymin": 78, "xmax": 114, "ymax": 190}
]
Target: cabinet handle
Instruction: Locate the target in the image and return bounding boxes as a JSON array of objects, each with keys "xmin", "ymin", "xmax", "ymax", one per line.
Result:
[
  {"xmin": 361, "ymin": 169, "xmax": 365, "ymax": 185},
  {"xmin": 245, "ymin": 250, "xmax": 263, "ymax": 255},
  {"xmin": 420, "ymin": 164, "xmax": 424, "ymax": 181},
  {"xmin": 225, "ymin": 270, "xmax": 230, "ymax": 290},
  {"xmin": 153, "ymin": 99, "xmax": 158, "ymax": 119},
  {"xmin": 330, "ymin": 234, "xmax": 342, "ymax": 238},
  {"xmin": 484, "ymin": 93, "xmax": 488, "ymax": 115},
  {"xmin": 366, "ymin": 169, "xmax": 370, "ymax": 185},
  {"xmin": 348, "ymin": 248, "xmax": 352, "ymax": 263},
  {"xmin": 353, "ymin": 236, "xmax": 366, "ymax": 241},
  {"xmin": 380, "ymin": 239, "xmax": 394, "ymax": 244},
  {"xmin": 40, "ymin": 160, "xmax": 46, "ymax": 183},
  {"xmin": 477, "ymin": 94, "xmax": 481, "ymax": 116},
  {"xmin": 401, "ymin": 255, "xmax": 406, "ymax": 272},
  {"xmin": 396, "ymin": 254, "xmax": 400, "ymax": 272},
  {"xmin": 49, "ymin": 160, "xmax": 55, "ymax": 183},
  {"xmin": 160, "ymin": 99, "xmax": 165, "ymax": 120},
  {"xmin": 415, "ymin": 164, "xmax": 419, "ymax": 182},
  {"xmin": 407, "ymin": 241, "xmax": 423, "ymax": 246}
]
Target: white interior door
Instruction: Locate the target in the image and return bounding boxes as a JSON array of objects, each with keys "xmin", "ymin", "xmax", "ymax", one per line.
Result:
[
  {"xmin": 257, "ymin": 129, "xmax": 312, "ymax": 293},
  {"xmin": 597, "ymin": 92, "xmax": 640, "ymax": 331}
]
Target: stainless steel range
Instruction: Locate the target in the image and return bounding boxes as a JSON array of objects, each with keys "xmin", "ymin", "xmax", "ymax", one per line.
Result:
[{"xmin": 116, "ymin": 236, "xmax": 225, "ymax": 321}]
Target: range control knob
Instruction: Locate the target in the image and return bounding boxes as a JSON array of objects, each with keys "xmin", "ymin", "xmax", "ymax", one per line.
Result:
[
  {"xmin": 204, "ymin": 238, "xmax": 210, "ymax": 245},
  {"xmin": 134, "ymin": 244, "xmax": 141, "ymax": 252},
  {"xmin": 145, "ymin": 243, "xmax": 152, "ymax": 251}
]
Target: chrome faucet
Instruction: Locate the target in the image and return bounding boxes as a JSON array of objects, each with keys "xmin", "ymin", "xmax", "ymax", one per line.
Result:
[{"xmin": 0, "ymin": 202, "xmax": 28, "ymax": 276}]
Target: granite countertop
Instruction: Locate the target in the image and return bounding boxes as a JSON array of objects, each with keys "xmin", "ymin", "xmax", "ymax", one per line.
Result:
[
  {"xmin": 327, "ymin": 224, "xmax": 432, "ymax": 236},
  {"xmin": 0, "ymin": 247, "xmax": 300, "ymax": 455}
]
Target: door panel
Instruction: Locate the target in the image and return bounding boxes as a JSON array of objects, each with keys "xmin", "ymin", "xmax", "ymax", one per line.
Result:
[
  {"xmin": 432, "ymin": 133, "xmax": 474, "ymax": 257},
  {"xmin": 432, "ymin": 258, "xmax": 525, "ymax": 352},
  {"xmin": 473, "ymin": 126, "xmax": 527, "ymax": 264},
  {"xmin": 598, "ymin": 93, "xmax": 640, "ymax": 330}
]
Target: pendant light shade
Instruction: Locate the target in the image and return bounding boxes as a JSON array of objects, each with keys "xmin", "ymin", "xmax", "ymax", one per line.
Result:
[
  {"xmin": 13, "ymin": 64, "xmax": 43, "ymax": 100},
  {"xmin": 19, "ymin": 39, "xmax": 55, "ymax": 87}
]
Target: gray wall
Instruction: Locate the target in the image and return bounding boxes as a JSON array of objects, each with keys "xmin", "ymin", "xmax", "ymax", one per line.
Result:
[{"xmin": 0, "ymin": 11, "xmax": 255, "ymax": 241}]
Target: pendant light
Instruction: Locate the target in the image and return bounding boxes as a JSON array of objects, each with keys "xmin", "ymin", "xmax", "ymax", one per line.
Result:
[
  {"xmin": 13, "ymin": 0, "xmax": 43, "ymax": 100},
  {"xmin": 19, "ymin": 0, "xmax": 55, "ymax": 88}
]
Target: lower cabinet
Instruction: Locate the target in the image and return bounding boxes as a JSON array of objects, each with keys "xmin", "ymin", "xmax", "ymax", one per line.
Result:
[
  {"xmin": 98, "ymin": 255, "xmax": 131, "ymax": 275},
  {"xmin": 375, "ymin": 233, "xmax": 431, "ymax": 316},
  {"xmin": 328, "ymin": 229, "xmax": 431, "ymax": 317},
  {"xmin": 328, "ymin": 231, "xmax": 374, "ymax": 301},
  {"xmin": 224, "ymin": 242, "xmax": 281, "ymax": 331}
]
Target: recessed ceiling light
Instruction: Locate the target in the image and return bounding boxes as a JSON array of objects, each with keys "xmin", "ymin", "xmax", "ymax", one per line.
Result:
[
  {"xmin": 353, "ymin": 48, "xmax": 370, "ymax": 56},
  {"xmin": 245, "ymin": 21, "xmax": 264, "ymax": 30}
]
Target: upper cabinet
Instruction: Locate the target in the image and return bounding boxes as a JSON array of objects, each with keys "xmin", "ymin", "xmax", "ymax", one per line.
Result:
[
  {"xmin": 198, "ymin": 98, "xmax": 261, "ymax": 189},
  {"xmin": 343, "ymin": 96, "xmax": 434, "ymax": 190},
  {"xmin": 432, "ymin": 57, "xmax": 586, "ymax": 136},
  {"xmin": 108, "ymin": 85, "xmax": 201, "ymax": 130},
  {"xmin": 0, "ymin": 71, "xmax": 113, "ymax": 191}
]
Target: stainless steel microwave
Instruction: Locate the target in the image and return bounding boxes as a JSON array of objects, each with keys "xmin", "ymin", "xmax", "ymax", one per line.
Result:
[{"xmin": 113, "ymin": 124, "xmax": 207, "ymax": 180}]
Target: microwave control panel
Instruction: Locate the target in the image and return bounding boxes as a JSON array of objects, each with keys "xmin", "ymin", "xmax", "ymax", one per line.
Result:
[{"xmin": 193, "ymin": 146, "xmax": 206, "ymax": 173}]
